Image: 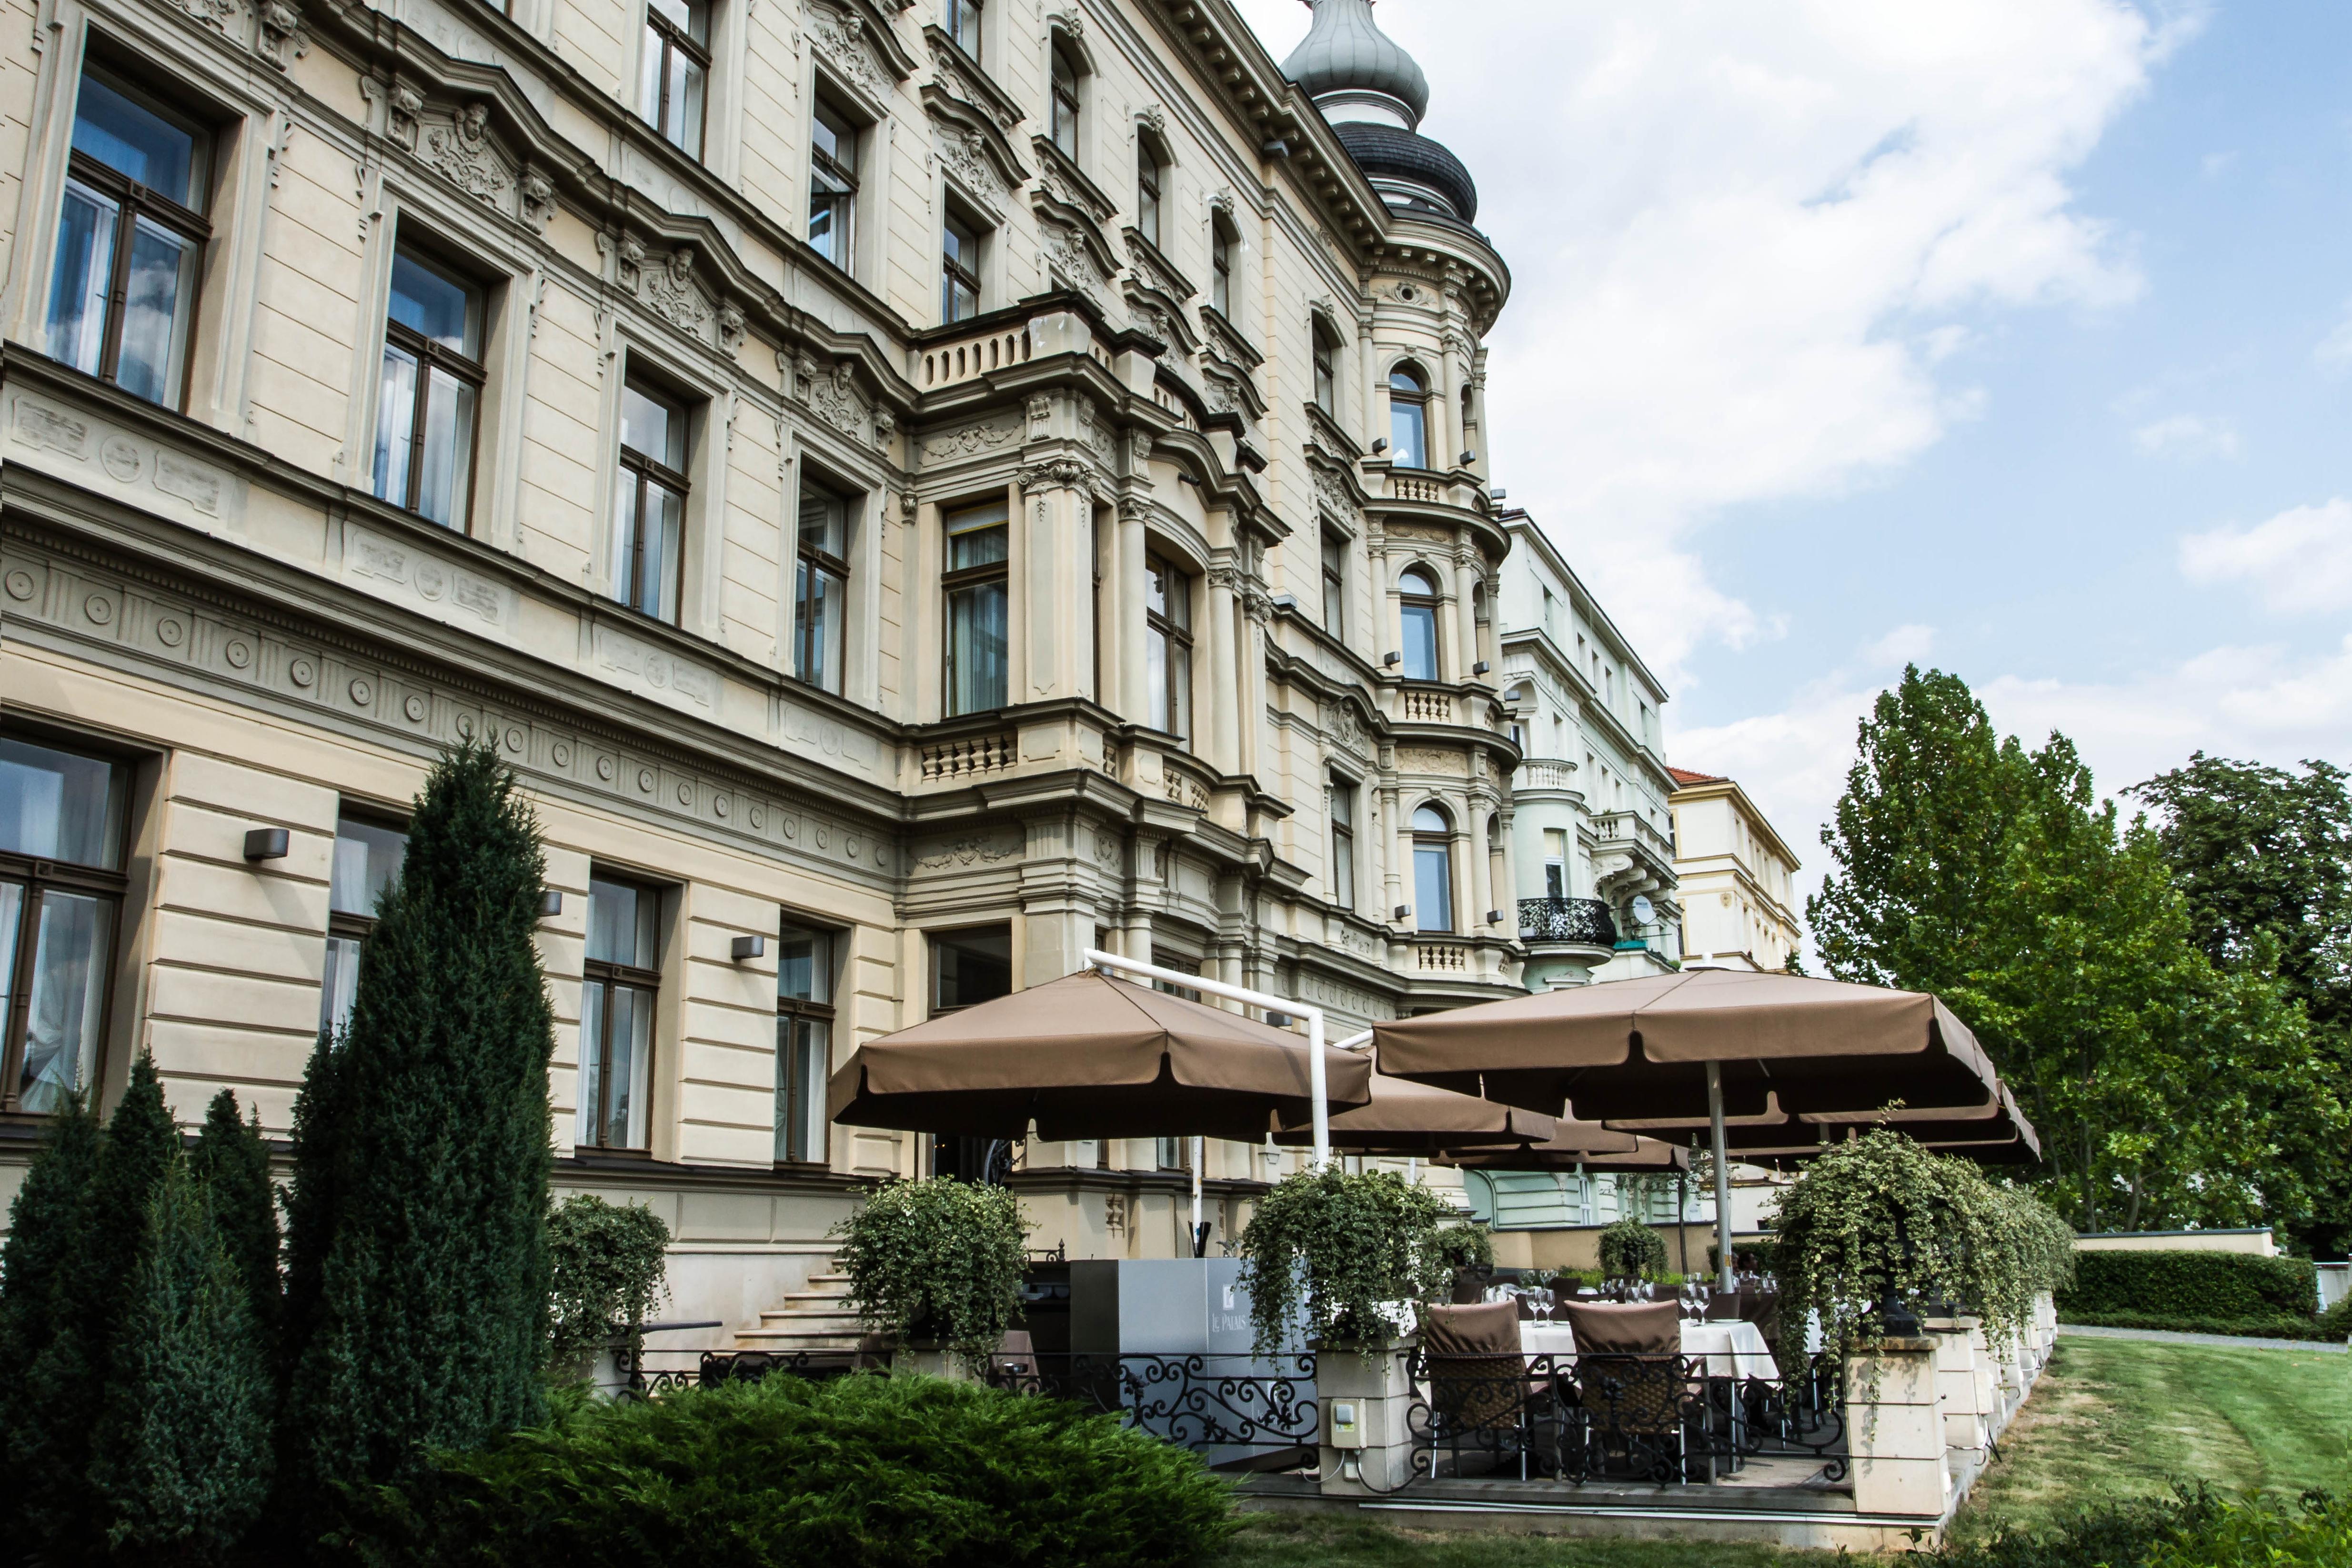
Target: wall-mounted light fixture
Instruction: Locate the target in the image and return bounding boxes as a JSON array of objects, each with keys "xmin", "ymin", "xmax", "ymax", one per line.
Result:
[
  {"xmin": 1460, "ymin": 451, "xmax": 1478, "ymax": 465},
  {"xmin": 539, "ymin": 890, "xmax": 563, "ymax": 918},
  {"xmin": 1485, "ymin": 909, "xmax": 1505, "ymax": 925},
  {"xmin": 1382, "ymin": 651, "xmax": 1401, "ymax": 667},
  {"xmin": 1260, "ymin": 137, "xmax": 1292, "ymax": 160},
  {"xmin": 1489, "ymin": 488, "xmax": 1508, "ymax": 502},
  {"xmin": 1370, "ymin": 439, "xmax": 1388, "ymax": 455},
  {"xmin": 1393, "ymin": 904, "xmax": 1412, "ymax": 921},
  {"xmin": 242, "ymin": 828, "xmax": 289, "ymax": 862},
  {"xmin": 731, "ymin": 935, "xmax": 767, "ymax": 962},
  {"xmin": 1472, "ymin": 660, "xmax": 1491, "ymax": 675}
]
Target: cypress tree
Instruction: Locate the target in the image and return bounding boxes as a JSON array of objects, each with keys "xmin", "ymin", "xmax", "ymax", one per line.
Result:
[
  {"xmin": 277, "ymin": 1028, "xmax": 346, "ymax": 1396},
  {"xmin": 190, "ymin": 1089, "xmax": 281, "ymax": 1354},
  {"xmin": 279, "ymin": 740, "xmax": 556, "ymax": 1513},
  {"xmin": 86, "ymin": 1160, "xmax": 272, "ymax": 1564},
  {"xmin": 16, "ymin": 1054, "xmax": 180, "ymax": 1557},
  {"xmin": 0, "ymin": 1092, "xmax": 101, "ymax": 1542}
]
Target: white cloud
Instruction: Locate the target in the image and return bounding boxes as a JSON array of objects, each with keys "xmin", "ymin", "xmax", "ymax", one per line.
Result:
[
  {"xmin": 1863, "ymin": 624, "xmax": 1937, "ymax": 665},
  {"xmin": 1236, "ymin": 0, "xmax": 2172, "ymax": 680},
  {"xmin": 2132, "ymin": 412, "xmax": 2241, "ymax": 460},
  {"xmin": 2318, "ymin": 304, "xmax": 2352, "ymax": 373},
  {"xmin": 2180, "ymin": 499, "xmax": 2352, "ymax": 615}
]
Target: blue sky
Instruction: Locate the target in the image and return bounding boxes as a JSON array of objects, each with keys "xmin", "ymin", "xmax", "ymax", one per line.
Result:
[{"xmin": 1236, "ymin": 0, "xmax": 2352, "ymax": 913}]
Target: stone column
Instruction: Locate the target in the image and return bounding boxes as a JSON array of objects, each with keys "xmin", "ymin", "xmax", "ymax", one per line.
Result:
[
  {"xmin": 1843, "ymin": 1339, "xmax": 1950, "ymax": 1523},
  {"xmin": 1116, "ymin": 501, "xmax": 1149, "ymax": 723},
  {"xmin": 1452, "ymin": 555, "xmax": 1479, "ymax": 680},
  {"xmin": 1015, "ymin": 462, "xmax": 1096, "ymax": 704},
  {"xmin": 1318, "ymin": 1345, "xmax": 1419, "ymax": 1496},
  {"xmin": 1467, "ymin": 801, "xmax": 1495, "ymax": 934},
  {"xmin": 1205, "ymin": 562, "xmax": 1242, "ymax": 774}
]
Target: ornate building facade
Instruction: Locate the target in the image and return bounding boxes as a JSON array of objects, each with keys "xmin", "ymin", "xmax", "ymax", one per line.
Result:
[
  {"xmin": 0, "ymin": 0, "xmax": 1552, "ymax": 1322},
  {"xmin": 1668, "ymin": 766, "xmax": 1802, "ymax": 974}
]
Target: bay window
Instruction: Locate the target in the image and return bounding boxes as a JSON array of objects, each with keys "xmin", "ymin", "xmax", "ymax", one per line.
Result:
[
  {"xmin": 944, "ymin": 500, "xmax": 1009, "ymax": 714},
  {"xmin": 373, "ymin": 247, "xmax": 484, "ymax": 530},
  {"xmin": 46, "ymin": 65, "xmax": 211, "ymax": 409},
  {"xmin": 580, "ymin": 874, "xmax": 661, "ymax": 1152},
  {"xmin": 0, "ymin": 738, "xmax": 129, "ymax": 1115},
  {"xmin": 775, "ymin": 923, "xmax": 834, "ymax": 1165}
]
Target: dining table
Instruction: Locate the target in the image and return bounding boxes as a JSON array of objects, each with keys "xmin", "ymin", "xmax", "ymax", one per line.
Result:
[{"xmin": 1517, "ymin": 1316, "xmax": 1779, "ymax": 1380}]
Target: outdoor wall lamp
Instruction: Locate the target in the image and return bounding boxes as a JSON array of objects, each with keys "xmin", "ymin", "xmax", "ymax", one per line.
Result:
[
  {"xmin": 538, "ymin": 890, "xmax": 563, "ymax": 918},
  {"xmin": 1393, "ymin": 904, "xmax": 1413, "ymax": 921},
  {"xmin": 1485, "ymin": 910, "xmax": 1505, "ymax": 925},
  {"xmin": 1489, "ymin": 488, "xmax": 1508, "ymax": 501},
  {"xmin": 242, "ymin": 828, "xmax": 289, "ymax": 862},
  {"xmin": 1472, "ymin": 660, "xmax": 1492, "ymax": 675},
  {"xmin": 1460, "ymin": 451, "xmax": 1478, "ymax": 465},
  {"xmin": 1383, "ymin": 651, "xmax": 1401, "ymax": 667},
  {"xmin": 1370, "ymin": 439, "xmax": 1388, "ymax": 455},
  {"xmin": 731, "ymin": 935, "xmax": 766, "ymax": 962},
  {"xmin": 1260, "ymin": 137, "xmax": 1292, "ymax": 159}
]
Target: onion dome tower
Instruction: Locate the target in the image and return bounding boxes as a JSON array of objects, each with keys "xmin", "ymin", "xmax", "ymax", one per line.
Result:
[{"xmin": 1281, "ymin": 0, "xmax": 1477, "ymax": 224}]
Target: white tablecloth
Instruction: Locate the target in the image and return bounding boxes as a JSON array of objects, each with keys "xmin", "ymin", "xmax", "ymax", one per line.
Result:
[{"xmin": 1517, "ymin": 1317, "xmax": 1778, "ymax": 1379}]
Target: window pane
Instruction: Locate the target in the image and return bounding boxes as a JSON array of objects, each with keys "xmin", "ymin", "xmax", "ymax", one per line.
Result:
[
  {"xmin": 1168, "ymin": 642, "xmax": 1191, "ymax": 742},
  {"xmin": 1391, "ymin": 400, "xmax": 1426, "ymax": 469},
  {"xmin": 373, "ymin": 342, "xmax": 421, "ymax": 509},
  {"xmin": 46, "ymin": 181, "xmax": 116, "ymax": 377},
  {"xmin": 610, "ymin": 983, "xmax": 653, "ymax": 1148},
  {"xmin": 0, "ymin": 739, "xmax": 126, "ymax": 869},
  {"xmin": 1401, "ymin": 603, "xmax": 1438, "ymax": 681},
  {"xmin": 1146, "ymin": 625, "xmax": 1168, "ymax": 732},
  {"xmin": 415, "ymin": 366, "xmax": 475, "ymax": 529},
  {"xmin": 668, "ymin": 50, "xmax": 705, "ymax": 158},
  {"xmin": 947, "ymin": 581, "xmax": 1007, "ymax": 713},
  {"xmin": 72, "ymin": 72, "xmax": 201, "ymax": 206},
  {"xmin": 638, "ymin": 26, "xmax": 665, "ymax": 129},
  {"xmin": 113, "ymin": 216, "xmax": 197, "ymax": 407},
  {"xmin": 388, "ymin": 251, "xmax": 480, "ymax": 354},
  {"xmin": 20, "ymin": 891, "xmax": 114, "ymax": 1115},
  {"xmin": 587, "ymin": 877, "xmax": 657, "ymax": 968},
  {"xmin": 951, "ymin": 0, "xmax": 981, "ymax": 56},
  {"xmin": 777, "ymin": 925, "xmax": 832, "ymax": 1004},
  {"xmin": 933, "ymin": 927, "xmax": 1012, "ymax": 1011},
  {"xmin": 945, "ymin": 503, "xmax": 1008, "ymax": 568},
  {"xmin": 0, "ymin": 881, "xmax": 21, "ymax": 1050},
  {"xmin": 643, "ymin": 481, "xmax": 683, "ymax": 620},
  {"xmin": 1413, "ymin": 844, "xmax": 1453, "ymax": 933},
  {"xmin": 649, "ymin": 0, "xmax": 707, "ymax": 43},
  {"xmin": 1332, "ymin": 826, "xmax": 1355, "ymax": 909},
  {"xmin": 329, "ymin": 818, "xmax": 408, "ymax": 917},
  {"xmin": 797, "ymin": 562, "xmax": 847, "ymax": 694},
  {"xmin": 610, "ymin": 470, "xmax": 640, "ymax": 606},
  {"xmin": 320, "ymin": 933, "xmax": 363, "ymax": 1034},
  {"xmin": 799, "ymin": 488, "xmax": 847, "ymax": 558},
  {"xmin": 777, "ymin": 1015, "xmax": 829, "ymax": 1163},
  {"xmin": 1412, "ymin": 805, "xmax": 1449, "ymax": 833},
  {"xmin": 577, "ymin": 981, "xmax": 605, "ymax": 1143},
  {"xmin": 621, "ymin": 382, "xmax": 684, "ymax": 468}
]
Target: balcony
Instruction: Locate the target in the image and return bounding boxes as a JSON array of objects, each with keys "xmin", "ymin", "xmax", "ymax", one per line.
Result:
[{"xmin": 1518, "ymin": 896, "xmax": 1616, "ymax": 948}]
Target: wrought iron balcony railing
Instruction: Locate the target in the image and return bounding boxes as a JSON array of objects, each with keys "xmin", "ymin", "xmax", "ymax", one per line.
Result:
[{"xmin": 1518, "ymin": 896, "xmax": 1617, "ymax": 947}]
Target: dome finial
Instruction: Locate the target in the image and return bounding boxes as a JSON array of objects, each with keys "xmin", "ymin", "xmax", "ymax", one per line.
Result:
[{"xmin": 1281, "ymin": 0, "xmax": 1430, "ymax": 132}]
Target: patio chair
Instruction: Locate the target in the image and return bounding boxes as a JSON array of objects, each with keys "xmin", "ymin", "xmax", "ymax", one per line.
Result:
[
  {"xmin": 1423, "ymin": 1301, "xmax": 1554, "ymax": 1478},
  {"xmin": 1704, "ymin": 1291, "xmax": 1741, "ymax": 1321},
  {"xmin": 1560, "ymin": 1301, "xmax": 1699, "ymax": 1483}
]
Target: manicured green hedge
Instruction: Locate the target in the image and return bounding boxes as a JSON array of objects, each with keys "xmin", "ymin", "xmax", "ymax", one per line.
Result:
[
  {"xmin": 2056, "ymin": 1249, "xmax": 2318, "ymax": 1323},
  {"xmin": 1933, "ymin": 1486, "xmax": 2352, "ymax": 1568},
  {"xmin": 344, "ymin": 1372, "xmax": 1237, "ymax": 1568},
  {"xmin": 2061, "ymin": 1310, "xmax": 2340, "ymax": 1342}
]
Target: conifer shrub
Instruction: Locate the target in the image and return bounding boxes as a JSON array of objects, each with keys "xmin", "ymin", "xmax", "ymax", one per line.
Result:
[
  {"xmin": 0, "ymin": 1090, "xmax": 101, "ymax": 1540},
  {"xmin": 344, "ymin": 1372, "xmax": 1238, "ymax": 1568},
  {"xmin": 279, "ymin": 741, "xmax": 558, "ymax": 1518},
  {"xmin": 191, "ymin": 1088, "xmax": 282, "ymax": 1351}
]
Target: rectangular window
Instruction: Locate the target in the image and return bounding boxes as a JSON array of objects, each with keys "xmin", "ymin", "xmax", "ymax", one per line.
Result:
[
  {"xmin": 1050, "ymin": 47, "xmax": 1080, "ymax": 158},
  {"xmin": 775, "ymin": 923, "xmax": 834, "ymax": 1165},
  {"xmin": 944, "ymin": 499, "xmax": 1009, "ymax": 714},
  {"xmin": 47, "ymin": 66, "xmax": 211, "ymax": 409},
  {"xmin": 1136, "ymin": 149, "xmax": 1161, "ymax": 249},
  {"xmin": 1312, "ymin": 325, "xmax": 1336, "ymax": 415},
  {"xmin": 941, "ymin": 211, "xmax": 982, "ymax": 324},
  {"xmin": 1145, "ymin": 554, "xmax": 1193, "ymax": 743},
  {"xmin": 809, "ymin": 100, "xmax": 858, "ymax": 271},
  {"xmin": 640, "ymin": 0, "xmax": 710, "ymax": 158},
  {"xmin": 373, "ymin": 247, "xmax": 484, "ymax": 531},
  {"xmin": 945, "ymin": 0, "xmax": 982, "ymax": 58},
  {"xmin": 931, "ymin": 925, "xmax": 1011, "ymax": 1013},
  {"xmin": 1543, "ymin": 828, "xmax": 1567, "ymax": 902},
  {"xmin": 1413, "ymin": 840, "xmax": 1454, "ymax": 934},
  {"xmin": 580, "ymin": 874, "xmax": 661, "ymax": 1152},
  {"xmin": 1320, "ymin": 533, "xmax": 1346, "ymax": 638},
  {"xmin": 0, "ymin": 738, "xmax": 129, "ymax": 1115},
  {"xmin": 795, "ymin": 481, "xmax": 851, "ymax": 694},
  {"xmin": 320, "ymin": 814, "xmax": 409, "ymax": 1035},
  {"xmin": 612, "ymin": 377, "xmax": 689, "ymax": 623},
  {"xmin": 1156, "ymin": 1136, "xmax": 1189, "ymax": 1171},
  {"xmin": 1210, "ymin": 222, "xmax": 1233, "ymax": 316},
  {"xmin": 1329, "ymin": 776, "xmax": 1357, "ymax": 911}
]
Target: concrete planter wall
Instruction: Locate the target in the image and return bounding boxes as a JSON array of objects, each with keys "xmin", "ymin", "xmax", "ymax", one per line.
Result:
[
  {"xmin": 1843, "ymin": 1338, "xmax": 1951, "ymax": 1522},
  {"xmin": 1317, "ymin": 1343, "xmax": 1419, "ymax": 1496}
]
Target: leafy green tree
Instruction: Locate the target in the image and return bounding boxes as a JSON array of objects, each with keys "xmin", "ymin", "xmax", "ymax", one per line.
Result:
[
  {"xmin": 0, "ymin": 1092, "xmax": 101, "ymax": 1538},
  {"xmin": 87, "ymin": 1159, "xmax": 272, "ymax": 1564},
  {"xmin": 278, "ymin": 741, "xmax": 557, "ymax": 1516},
  {"xmin": 190, "ymin": 1089, "xmax": 280, "ymax": 1354}
]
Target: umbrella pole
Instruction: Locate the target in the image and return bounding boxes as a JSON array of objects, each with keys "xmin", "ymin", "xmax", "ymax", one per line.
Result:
[
  {"xmin": 1708, "ymin": 1062, "xmax": 1734, "ymax": 1293},
  {"xmin": 1191, "ymin": 1136, "xmax": 1204, "ymax": 1247}
]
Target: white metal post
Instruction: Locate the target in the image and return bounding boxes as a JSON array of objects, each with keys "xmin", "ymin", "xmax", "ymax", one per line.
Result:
[
  {"xmin": 1081, "ymin": 949, "xmax": 1332, "ymax": 1167},
  {"xmin": 1708, "ymin": 1061, "xmax": 1735, "ymax": 1294},
  {"xmin": 1190, "ymin": 1136, "xmax": 1204, "ymax": 1248}
]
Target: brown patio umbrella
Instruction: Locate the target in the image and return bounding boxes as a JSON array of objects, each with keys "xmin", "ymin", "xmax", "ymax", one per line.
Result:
[
  {"xmin": 827, "ymin": 969, "xmax": 1374, "ymax": 1142},
  {"xmin": 1608, "ymin": 1085, "xmax": 2040, "ymax": 1161},
  {"xmin": 1437, "ymin": 1122, "xmax": 1690, "ymax": 1173},
  {"xmin": 1271, "ymin": 1068, "xmax": 1555, "ymax": 1154},
  {"xmin": 1372, "ymin": 969, "xmax": 2011, "ymax": 1288}
]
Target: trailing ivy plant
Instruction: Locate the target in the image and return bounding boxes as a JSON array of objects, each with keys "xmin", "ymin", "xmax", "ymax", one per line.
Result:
[
  {"xmin": 1598, "ymin": 1217, "xmax": 1670, "ymax": 1280},
  {"xmin": 547, "ymin": 1196, "xmax": 673, "ymax": 1370},
  {"xmin": 1768, "ymin": 1127, "xmax": 2073, "ymax": 1369},
  {"xmin": 1429, "ymin": 1223, "xmax": 1494, "ymax": 1277},
  {"xmin": 830, "ymin": 1178, "xmax": 1029, "ymax": 1368},
  {"xmin": 1233, "ymin": 1166, "xmax": 1450, "ymax": 1357}
]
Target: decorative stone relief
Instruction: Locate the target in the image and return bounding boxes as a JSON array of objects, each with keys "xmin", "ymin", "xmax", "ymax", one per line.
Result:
[
  {"xmin": 1039, "ymin": 219, "xmax": 1108, "ymax": 300},
  {"xmin": 1017, "ymin": 460, "xmax": 1088, "ymax": 492},
  {"xmin": 1312, "ymin": 466, "xmax": 1356, "ymax": 520},
  {"xmin": 781, "ymin": 702, "xmax": 881, "ymax": 774},
  {"xmin": 591, "ymin": 624, "xmax": 718, "ymax": 712},
  {"xmin": 920, "ymin": 418, "xmax": 1019, "ymax": 460},
  {"xmin": 166, "ymin": 0, "xmax": 240, "ymax": 31},
  {"xmin": 936, "ymin": 128, "xmax": 1003, "ymax": 209},
  {"xmin": 422, "ymin": 103, "xmax": 510, "ymax": 203},
  {"xmin": 519, "ymin": 171, "xmax": 558, "ymax": 232},
  {"xmin": 1397, "ymin": 746, "xmax": 1466, "ymax": 775},
  {"xmin": 927, "ymin": 36, "xmax": 1018, "ymax": 129},
  {"xmin": 808, "ymin": 2, "xmax": 887, "ymax": 99},
  {"xmin": 642, "ymin": 247, "xmax": 714, "ymax": 341},
  {"xmin": 1025, "ymin": 394, "xmax": 1053, "ymax": 442},
  {"xmin": 914, "ymin": 831, "xmax": 1021, "ymax": 870},
  {"xmin": 344, "ymin": 525, "xmax": 513, "ymax": 631}
]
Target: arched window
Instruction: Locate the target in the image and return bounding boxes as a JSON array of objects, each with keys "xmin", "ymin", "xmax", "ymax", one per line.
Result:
[
  {"xmin": 1398, "ymin": 566, "xmax": 1440, "ymax": 681},
  {"xmin": 1388, "ymin": 363, "xmax": 1428, "ymax": 469},
  {"xmin": 1050, "ymin": 44, "xmax": 1082, "ymax": 158},
  {"xmin": 1411, "ymin": 804, "xmax": 1454, "ymax": 934}
]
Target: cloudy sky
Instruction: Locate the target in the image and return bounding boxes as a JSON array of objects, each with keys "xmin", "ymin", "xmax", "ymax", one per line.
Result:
[{"xmin": 1236, "ymin": 0, "xmax": 2352, "ymax": 928}]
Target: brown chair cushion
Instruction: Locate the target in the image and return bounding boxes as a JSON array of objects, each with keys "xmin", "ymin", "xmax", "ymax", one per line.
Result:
[
  {"xmin": 1424, "ymin": 1302, "xmax": 1532, "ymax": 1432},
  {"xmin": 1562, "ymin": 1301, "xmax": 1682, "ymax": 1357},
  {"xmin": 1426, "ymin": 1301, "xmax": 1523, "ymax": 1358}
]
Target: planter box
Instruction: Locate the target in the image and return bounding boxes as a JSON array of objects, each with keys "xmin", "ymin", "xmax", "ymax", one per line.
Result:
[
  {"xmin": 1844, "ymin": 1338, "xmax": 1950, "ymax": 1521},
  {"xmin": 1317, "ymin": 1342, "xmax": 1418, "ymax": 1497}
]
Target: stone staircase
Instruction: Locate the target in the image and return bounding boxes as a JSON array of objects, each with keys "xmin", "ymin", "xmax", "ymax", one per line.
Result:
[{"xmin": 731, "ymin": 1261, "xmax": 866, "ymax": 1354}]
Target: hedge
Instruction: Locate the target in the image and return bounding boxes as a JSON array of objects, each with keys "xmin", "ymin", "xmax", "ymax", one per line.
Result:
[
  {"xmin": 2055, "ymin": 1250, "xmax": 2318, "ymax": 1323},
  {"xmin": 2060, "ymin": 1310, "xmax": 2340, "ymax": 1342}
]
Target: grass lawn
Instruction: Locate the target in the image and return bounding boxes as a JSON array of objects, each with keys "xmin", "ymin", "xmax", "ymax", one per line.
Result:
[{"xmin": 1209, "ymin": 1336, "xmax": 2352, "ymax": 1567}]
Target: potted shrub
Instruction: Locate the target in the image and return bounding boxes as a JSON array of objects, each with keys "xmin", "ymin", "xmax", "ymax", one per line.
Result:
[
  {"xmin": 830, "ymin": 1177, "xmax": 1029, "ymax": 1375},
  {"xmin": 1597, "ymin": 1216, "xmax": 1669, "ymax": 1287},
  {"xmin": 546, "ymin": 1195, "xmax": 673, "ymax": 1394},
  {"xmin": 1232, "ymin": 1166, "xmax": 1451, "ymax": 1356},
  {"xmin": 1431, "ymin": 1221, "xmax": 1495, "ymax": 1303}
]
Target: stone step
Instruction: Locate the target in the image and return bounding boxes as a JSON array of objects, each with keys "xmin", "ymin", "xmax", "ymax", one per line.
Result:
[{"xmin": 757, "ymin": 1306, "xmax": 862, "ymax": 1325}]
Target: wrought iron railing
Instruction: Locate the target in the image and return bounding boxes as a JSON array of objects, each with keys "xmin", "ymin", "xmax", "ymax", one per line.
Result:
[
  {"xmin": 612, "ymin": 1344, "xmax": 873, "ymax": 1399},
  {"xmin": 1518, "ymin": 896, "xmax": 1617, "ymax": 946},
  {"xmin": 1407, "ymin": 1349, "xmax": 1847, "ymax": 1486},
  {"xmin": 987, "ymin": 1352, "xmax": 1319, "ymax": 1468}
]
